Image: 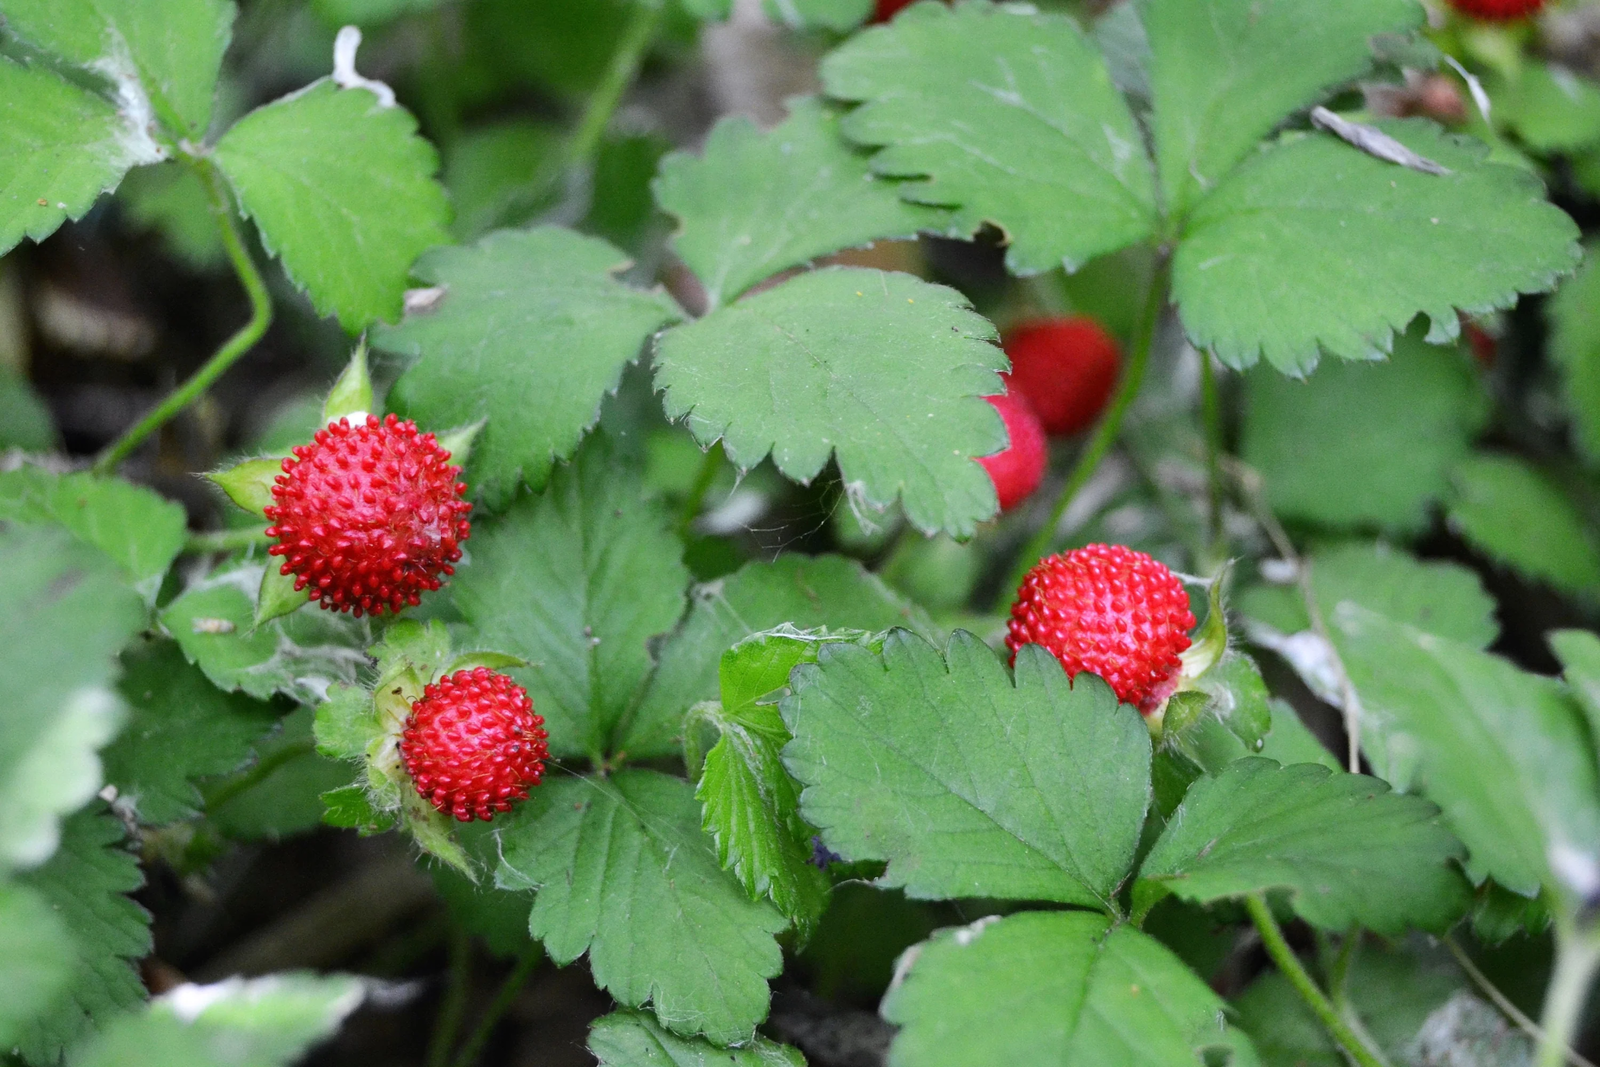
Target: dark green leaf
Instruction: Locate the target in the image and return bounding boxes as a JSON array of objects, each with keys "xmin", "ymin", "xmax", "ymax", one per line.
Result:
[
  {"xmin": 1548, "ymin": 242, "xmax": 1600, "ymax": 466},
  {"xmin": 1551, "ymin": 629, "xmax": 1600, "ymax": 760},
  {"xmin": 208, "ymin": 706, "xmax": 351, "ymax": 841}
]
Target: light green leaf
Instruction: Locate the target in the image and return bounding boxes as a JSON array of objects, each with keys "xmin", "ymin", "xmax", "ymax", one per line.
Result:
[
  {"xmin": 452, "ymin": 436, "xmax": 688, "ymax": 759},
  {"xmin": 0, "ymin": 882, "xmax": 74, "ymax": 1049},
  {"xmin": 1447, "ymin": 454, "xmax": 1600, "ymax": 596},
  {"xmin": 0, "ymin": 56, "xmax": 157, "ymax": 256},
  {"xmin": 214, "ymin": 80, "xmax": 449, "ymax": 331},
  {"xmin": 15, "ymin": 807, "xmax": 150, "ymax": 1064},
  {"xmin": 377, "ymin": 227, "xmax": 681, "ymax": 507},
  {"xmin": 1548, "ymin": 242, "xmax": 1600, "ymax": 466},
  {"xmin": 1135, "ymin": 758, "xmax": 1468, "ymax": 933},
  {"xmin": 207, "ymin": 707, "xmax": 353, "ymax": 841},
  {"xmin": 655, "ymin": 266, "xmax": 1004, "ymax": 536},
  {"xmin": 102, "ymin": 640, "xmax": 281, "ymax": 825},
  {"xmin": 0, "ymin": 468, "xmax": 187, "ymax": 601},
  {"xmin": 883, "ymin": 910, "xmax": 1231, "ymax": 1067},
  {"xmin": 1239, "ymin": 329, "xmax": 1488, "ymax": 531},
  {"xmin": 496, "ymin": 770, "xmax": 786, "ymax": 1044},
  {"xmin": 590, "ymin": 1010, "xmax": 804, "ymax": 1067},
  {"xmin": 624, "ymin": 554, "xmax": 932, "ymax": 759},
  {"xmin": 654, "ymin": 97, "xmax": 944, "ymax": 310},
  {"xmin": 1550, "ymin": 629, "xmax": 1600, "ymax": 760},
  {"xmin": 1144, "ymin": 0, "xmax": 1422, "ymax": 218},
  {"xmin": 1175, "ymin": 120, "xmax": 1581, "ymax": 373},
  {"xmin": 821, "ymin": 0, "xmax": 1156, "ymax": 274},
  {"xmin": 0, "ymin": 526, "xmax": 143, "ymax": 871},
  {"xmin": 783, "ymin": 633, "xmax": 1152, "ymax": 908}
]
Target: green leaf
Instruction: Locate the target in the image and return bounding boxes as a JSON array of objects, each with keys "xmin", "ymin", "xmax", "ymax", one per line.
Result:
[
  {"xmin": 1175, "ymin": 120, "xmax": 1581, "ymax": 373},
  {"xmin": 783, "ymin": 633, "xmax": 1152, "ymax": 908},
  {"xmin": 1550, "ymin": 629, "xmax": 1600, "ymax": 760},
  {"xmin": 377, "ymin": 227, "xmax": 681, "ymax": 507},
  {"xmin": 1143, "ymin": 0, "xmax": 1422, "ymax": 219},
  {"xmin": 821, "ymin": 1, "xmax": 1156, "ymax": 274},
  {"xmin": 0, "ymin": 525, "xmax": 144, "ymax": 871},
  {"xmin": 0, "ymin": 882, "xmax": 74, "ymax": 1049},
  {"xmin": 15, "ymin": 807, "xmax": 150, "ymax": 1064},
  {"xmin": 496, "ymin": 770, "xmax": 786, "ymax": 1044},
  {"xmin": 1135, "ymin": 758, "xmax": 1468, "ymax": 933},
  {"xmin": 0, "ymin": 370, "xmax": 56, "ymax": 451},
  {"xmin": 590, "ymin": 1010, "xmax": 804, "ymax": 1067},
  {"xmin": 68, "ymin": 972, "xmax": 366, "ymax": 1067},
  {"xmin": 452, "ymin": 436, "xmax": 688, "ymax": 759},
  {"xmin": 1239, "ymin": 329, "xmax": 1488, "ymax": 531},
  {"xmin": 1258, "ymin": 700, "xmax": 1340, "ymax": 772},
  {"xmin": 430, "ymin": 833, "xmax": 534, "ymax": 957},
  {"xmin": 101, "ymin": 640, "xmax": 281, "ymax": 825},
  {"xmin": 1548, "ymin": 243, "xmax": 1600, "ymax": 466},
  {"xmin": 0, "ymin": 468, "xmax": 187, "ymax": 601},
  {"xmin": 654, "ymin": 97, "xmax": 944, "ymax": 310},
  {"xmin": 655, "ymin": 267, "xmax": 1005, "ymax": 536},
  {"xmin": 116, "ymin": 161, "xmax": 224, "ymax": 267},
  {"xmin": 205, "ymin": 458, "xmax": 282, "ymax": 517},
  {"xmin": 1, "ymin": 0, "xmax": 233, "ymax": 138},
  {"xmin": 208, "ymin": 707, "xmax": 353, "ymax": 841},
  {"xmin": 323, "ymin": 344, "xmax": 373, "ymax": 422},
  {"xmin": 441, "ymin": 119, "xmax": 560, "ymax": 241},
  {"xmin": 1333, "ymin": 607, "xmax": 1600, "ymax": 905},
  {"xmin": 1498, "ymin": 62, "xmax": 1600, "ymax": 153},
  {"xmin": 624, "ymin": 554, "xmax": 932, "ymax": 759},
  {"xmin": 1447, "ymin": 454, "xmax": 1600, "ymax": 596},
  {"xmin": 0, "ymin": 56, "xmax": 157, "ymax": 256},
  {"xmin": 883, "ymin": 910, "xmax": 1231, "ymax": 1067},
  {"xmin": 214, "ymin": 80, "xmax": 450, "ymax": 331}
]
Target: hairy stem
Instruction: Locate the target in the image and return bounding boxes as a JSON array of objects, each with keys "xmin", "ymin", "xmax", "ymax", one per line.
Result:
[
  {"xmin": 93, "ymin": 158, "xmax": 273, "ymax": 475},
  {"xmin": 450, "ymin": 944, "xmax": 542, "ymax": 1067},
  {"xmin": 1537, "ymin": 924, "xmax": 1600, "ymax": 1067},
  {"xmin": 184, "ymin": 527, "xmax": 273, "ymax": 555},
  {"xmin": 1199, "ymin": 348, "xmax": 1225, "ymax": 563},
  {"xmin": 428, "ymin": 929, "xmax": 472, "ymax": 1067},
  {"xmin": 1245, "ymin": 894, "xmax": 1389, "ymax": 1067}
]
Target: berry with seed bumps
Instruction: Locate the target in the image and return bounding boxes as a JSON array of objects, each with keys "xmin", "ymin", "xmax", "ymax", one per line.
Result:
[
  {"xmin": 1006, "ymin": 543, "xmax": 1196, "ymax": 713},
  {"xmin": 265, "ymin": 413, "xmax": 472, "ymax": 616},
  {"xmin": 400, "ymin": 668, "xmax": 549, "ymax": 822},
  {"xmin": 978, "ymin": 390, "xmax": 1048, "ymax": 512},
  {"xmin": 1447, "ymin": 0, "xmax": 1544, "ymax": 20}
]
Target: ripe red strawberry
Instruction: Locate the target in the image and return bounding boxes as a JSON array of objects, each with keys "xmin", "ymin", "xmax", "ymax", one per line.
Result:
[
  {"xmin": 400, "ymin": 668, "xmax": 549, "ymax": 822},
  {"xmin": 265, "ymin": 413, "xmax": 472, "ymax": 617},
  {"xmin": 1006, "ymin": 543, "xmax": 1195, "ymax": 713},
  {"xmin": 1002, "ymin": 316, "xmax": 1120, "ymax": 437},
  {"xmin": 1447, "ymin": 0, "xmax": 1544, "ymax": 20},
  {"xmin": 979, "ymin": 390, "xmax": 1048, "ymax": 512}
]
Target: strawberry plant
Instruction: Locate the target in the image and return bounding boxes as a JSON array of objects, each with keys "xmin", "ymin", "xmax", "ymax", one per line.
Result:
[{"xmin": 3, "ymin": 0, "xmax": 1600, "ymax": 1065}]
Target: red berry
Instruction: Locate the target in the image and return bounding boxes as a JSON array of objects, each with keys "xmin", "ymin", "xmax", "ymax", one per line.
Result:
[
  {"xmin": 400, "ymin": 668, "xmax": 549, "ymax": 822},
  {"xmin": 872, "ymin": 0, "xmax": 919, "ymax": 21},
  {"xmin": 1447, "ymin": 0, "xmax": 1544, "ymax": 20},
  {"xmin": 1006, "ymin": 543, "xmax": 1196, "ymax": 713},
  {"xmin": 1002, "ymin": 317, "xmax": 1120, "ymax": 437},
  {"xmin": 265, "ymin": 413, "xmax": 472, "ymax": 617},
  {"xmin": 979, "ymin": 390, "xmax": 1048, "ymax": 512}
]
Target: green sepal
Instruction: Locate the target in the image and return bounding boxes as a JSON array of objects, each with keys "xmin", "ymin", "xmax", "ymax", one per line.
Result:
[
  {"xmin": 254, "ymin": 560, "xmax": 307, "ymax": 626},
  {"xmin": 441, "ymin": 650, "xmax": 528, "ymax": 678},
  {"xmin": 1178, "ymin": 566, "xmax": 1230, "ymax": 680},
  {"xmin": 314, "ymin": 682, "xmax": 378, "ymax": 760},
  {"xmin": 324, "ymin": 340, "xmax": 374, "ymax": 424},
  {"xmin": 372, "ymin": 620, "xmax": 454, "ymax": 694},
  {"xmin": 207, "ymin": 457, "xmax": 284, "ymax": 517},
  {"xmin": 402, "ymin": 789, "xmax": 474, "ymax": 877},
  {"xmin": 321, "ymin": 784, "xmax": 393, "ymax": 830},
  {"xmin": 434, "ymin": 419, "xmax": 486, "ymax": 468}
]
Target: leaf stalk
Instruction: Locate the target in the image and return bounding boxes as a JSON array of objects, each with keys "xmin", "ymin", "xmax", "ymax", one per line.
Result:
[{"xmin": 1536, "ymin": 921, "xmax": 1600, "ymax": 1067}]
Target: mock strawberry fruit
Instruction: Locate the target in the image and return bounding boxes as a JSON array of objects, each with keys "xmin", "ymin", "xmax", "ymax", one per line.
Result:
[
  {"xmin": 1002, "ymin": 316, "xmax": 1120, "ymax": 437},
  {"xmin": 1006, "ymin": 543, "xmax": 1196, "ymax": 713},
  {"xmin": 265, "ymin": 413, "xmax": 472, "ymax": 616},
  {"xmin": 1447, "ymin": 0, "xmax": 1544, "ymax": 20},
  {"xmin": 872, "ymin": 0, "xmax": 919, "ymax": 21},
  {"xmin": 979, "ymin": 390, "xmax": 1048, "ymax": 512},
  {"xmin": 400, "ymin": 667, "xmax": 549, "ymax": 822}
]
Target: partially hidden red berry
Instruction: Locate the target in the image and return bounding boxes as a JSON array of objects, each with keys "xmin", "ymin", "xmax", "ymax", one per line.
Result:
[
  {"xmin": 1006, "ymin": 543, "xmax": 1196, "ymax": 713},
  {"xmin": 264, "ymin": 413, "xmax": 472, "ymax": 617},
  {"xmin": 979, "ymin": 390, "xmax": 1048, "ymax": 512},
  {"xmin": 400, "ymin": 668, "xmax": 549, "ymax": 822},
  {"xmin": 1447, "ymin": 0, "xmax": 1544, "ymax": 20},
  {"xmin": 1002, "ymin": 316, "xmax": 1121, "ymax": 437},
  {"xmin": 872, "ymin": 0, "xmax": 920, "ymax": 21}
]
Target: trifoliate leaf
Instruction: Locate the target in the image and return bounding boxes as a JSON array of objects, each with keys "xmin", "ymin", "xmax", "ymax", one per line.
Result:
[
  {"xmin": 214, "ymin": 80, "xmax": 449, "ymax": 331},
  {"xmin": 654, "ymin": 97, "xmax": 945, "ymax": 310},
  {"xmin": 1239, "ymin": 328, "xmax": 1488, "ymax": 531},
  {"xmin": 452, "ymin": 436, "xmax": 688, "ymax": 759},
  {"xmin": 655, "ymin": 267, "xmax": 1005, "ymax": 537},
  {"xmin": 590, "ymin": 1010, "xmax": 805, "ymax": 1067},
  {"xmin": 783, "ymin": 632, "xmax": 1152, "ymax": 908},
  {"xmin": 0, "ymin": 57, "xmax": 158, "ymax": 256},
  {"xmin": 1547, "ymin": 243, "xmax": 1600, "ymax": 466},
  {"xmin": 0, "ymin": 882, "xmax": 74, "ymax": 1049},
  {"xmin": 821, "ymin": 1, "xmax": 1156, "ymax": 274},
  {"xmin": 378, "ymin": 227, "xmax": 681, "ymax": 508},
  {"xmin": 1135, "ymin": 758, "xmax": 1468, "ymax": 933},
  {"xmin": 1175, "ymin": 121, "xmax": 1581, "ymax": 373},
  {"xmin": 1550, "ymin": 629, "xmax": 1600, "ymax": 761},
  {"xmin": 15, "ymin": 807, "xmax": 150, "ymax": 1064},
  {"xmin": 1447, "ymin": 454, "xmax": 1600, "ymax": 597},
  {"xmin": 1143, "ymin": 0, "xmax": 1422, "ymax": 219},
  {"xmin": 68, "ymin": 973, "xmax": 366, "ymax": 1067},
  {"xmin": 1334, "ymin": 607, "xmax": 1600, "ymax": 906},
  {"xmin": 624, "ymin": 554, "xmax": 932, "ymax": 759},
  {"xmin": 0, "ymin": 526, "xmax": 143, "ymax": 871},
  {"xmin": 883, "ymin": 911, "xmax": 1231, "ymax": 1067},
  {"xmin": 0, "ymin": 468, "xmax": 187, "ymax": 602},
  {"xmin": 0, "ymin": 0, "xmax": 233, "ymax": 137},
  {"xmin": 496, "ymin": 770, "xmax": 786, "ymax": 1044},
  {"xmin": 101, "ymin": 640, "xmax": 281, "ymax": 825},
  {"xmin": 207, "ymin": 707, "xmax": 353, "ymax": 841}
]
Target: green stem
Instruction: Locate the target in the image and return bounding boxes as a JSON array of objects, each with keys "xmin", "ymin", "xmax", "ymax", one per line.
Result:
[
  {"xmin": 449, "ymin": 944, "xmax": 542, "ymax": 1067},
  {"xmin": 1445, "ymin": 934, "xmax": 1598, "ymax": 1067},
  {"xmin": 1005, "ymin": 257, "xmax": 1170, "ymax": 594},
  {"xmin": 1537, "ymin": 923, "xmax": 1600, "ymax": 1067},
  {"xmin": 428, "ymin": 929, "xmax": 473, "ymax": 1067},
  {"xmin": 1245, "ymin": 894, "xmax": 1389, "ymax": 1067},
  {"xmin": 200, "ymin": 738, "xmax": 315, "ymax": 812},
  {"xmin": 1199, "ymin": 348, "xmax": 1225, "ymax": 564},
  {"xmin": 565, "ymin": 1, "xmax": 661, "ymax": 173},
  {"xmin": 677, "ymin": 441, "xmax": 724, "ymax": 537},
  {"xmin": 184, "ymin": 527, "xmax": 273, "ymax": 555},
  {"xmin": 93, "ymin": 157, "xmax": 273, "ymax": 476}
]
